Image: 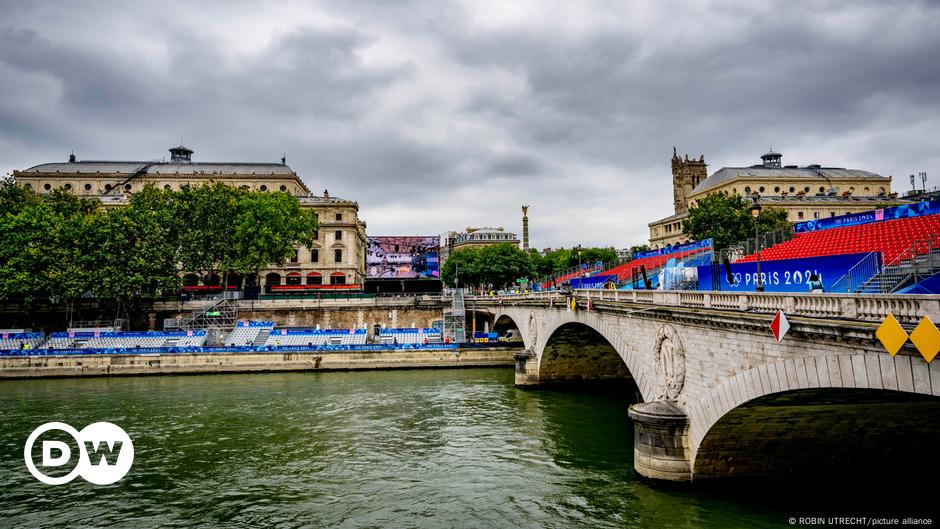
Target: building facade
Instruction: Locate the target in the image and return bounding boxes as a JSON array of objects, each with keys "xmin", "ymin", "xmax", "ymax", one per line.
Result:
[
  {"xmin": 649, "ymin": 149, "xmax": 901, "ymax": 249},
  {"xmin": 439, "ymin": 227, "xmax": 520, "ymax": 262},
  {"xmin": 13, "ymin": 146, "xmax": 367, "ymax": 291}
]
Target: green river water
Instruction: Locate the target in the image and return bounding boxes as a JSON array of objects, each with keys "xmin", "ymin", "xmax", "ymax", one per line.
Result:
[{"xmin": 0, "ymin": 368, "xmax": 916, "ymax": 528}]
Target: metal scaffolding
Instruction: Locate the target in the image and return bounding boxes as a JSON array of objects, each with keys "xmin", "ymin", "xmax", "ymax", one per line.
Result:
[{"xmin": 443, "ymin": 290, "xmax": 467, "ymax": 343}]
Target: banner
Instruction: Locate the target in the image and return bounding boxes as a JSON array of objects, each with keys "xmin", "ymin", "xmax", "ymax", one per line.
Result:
[
  {"xmin": 696, "ymin": 252, "xmax": 877, "ymax": 293},
  {"xmin": 633, "ymin": 239, "xmax": 712, "ymax": 260},
  {"xmin": 569, "ymin": 274, "xmax": 618, "ymax": 289},
  {"xmin": 367, "ymin": 236, "xmax": 440, "ymax": 278},
  {"xmin": 794, "ymin": 199, "xmax": 940, "ymax": 233}
]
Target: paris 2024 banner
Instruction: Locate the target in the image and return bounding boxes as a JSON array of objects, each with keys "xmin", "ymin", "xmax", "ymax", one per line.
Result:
[{"xmin": 367, "ymin": 236, "xmax": 440, "ymax": 279}]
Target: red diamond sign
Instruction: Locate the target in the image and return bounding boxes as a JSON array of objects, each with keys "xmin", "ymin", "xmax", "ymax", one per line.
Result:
[{"xmin": 771, "ymin": 310, "xmax": 790, "ymax": 343}]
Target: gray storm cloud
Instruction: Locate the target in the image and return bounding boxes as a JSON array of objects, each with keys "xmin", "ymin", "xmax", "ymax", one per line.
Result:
[{"xmin": 1, "ymin": 0, "xmax": 937, "ymax": 248}]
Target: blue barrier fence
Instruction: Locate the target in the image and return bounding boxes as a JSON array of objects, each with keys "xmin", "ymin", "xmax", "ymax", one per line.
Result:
[
  {"xmin": 794, "ymin": 199, "xmax": 940, "ymax": 233},
  {"xmin": 0, "ymin": 342, "xmax": 462, "ymax": 357},
  {"xmin": 697, "ymin": 252, "xmax": 875, "ymax": 293},
  {"xmin": 50, "ymin": 330, "xmax": 207, "ymax": 338},
  {"xmin": 633, "ymin": 239, "xmax": 713, "ymax": 260},
  {"xmin": 269, "ymin": 329, "xmax": 367, "ymax": 336}
]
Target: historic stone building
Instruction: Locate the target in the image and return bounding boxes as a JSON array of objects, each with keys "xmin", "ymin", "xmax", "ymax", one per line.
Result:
[
  {"xmin": 649, "ymin": 148, "xmax": 901, "ymax": 249},
  {"xmin": 13, "ymin": 146, "xmax": 367, "ymax": 292},
  {"xmin": 439, "ymin": 227, "xmax": 520, "ymax": 262}
]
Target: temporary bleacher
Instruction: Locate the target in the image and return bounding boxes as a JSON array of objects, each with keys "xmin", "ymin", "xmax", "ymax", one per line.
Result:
[
  {"xmin": 736, "ymin": 214, "xmax": 940, "ymax": 265},
  {"xmin": 0, "ymin": 332, "xmax": 44, "ymax": 350},
  {"xmin": 264, "ymin": 328, "xmax": 367, "ymax": 347},
  {"xmin": 379, "ymin": 328, "xmax": 443, "ymax": 345},
  {"xmin": 599, "ymin": 244, "xmax": 713, "ymax": 285},
  {"xmin": 42, "ymin": 330, "xmax": 208, "ymax": 350},
  {"xmin": 224, "ymin": 321, "xmax": 275, "ymax": 346}
]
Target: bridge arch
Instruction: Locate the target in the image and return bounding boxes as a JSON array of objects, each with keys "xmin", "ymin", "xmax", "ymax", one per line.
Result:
[
  {"xmin": 539, "ymin": 322, "xmax": 636, "ymax": 387},
  {"xmin": 690, "ymin": 353, "xmax": 940, "ymax": 480}
]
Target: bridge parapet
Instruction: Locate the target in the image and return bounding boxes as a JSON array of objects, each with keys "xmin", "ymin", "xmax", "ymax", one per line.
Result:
[{"xmin": 469, "ymin": 290, "xmax": 940, "ymax": 324}]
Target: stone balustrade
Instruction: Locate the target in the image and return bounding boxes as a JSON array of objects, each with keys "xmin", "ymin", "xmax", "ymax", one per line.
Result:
[{"xmin": 469, "ymin": 290, "xmax": 940, "ymax": 325}]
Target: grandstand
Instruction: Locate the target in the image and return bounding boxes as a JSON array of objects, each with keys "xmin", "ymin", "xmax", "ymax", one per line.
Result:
[
  {"xmin": 0, "ymin": 331, "xmax": 44, "ymax": 350},
  {"xmin": 42, "ymin": 330, "xmax": 208, "ymax": 349},
  {"xmin": 265, "ymin": 329, "xmax": 367, "ymax": 346},
  {"xmin": 224, "ymin": 321, "xmax": 275, "ymax": 346},
  {"xmin": 587, "ymin": 241, "xmax": 714, "ymax": 288},
  {"xmin": 736, "ymin": 214, "xmax": 940, "ymax": 265},
  {"xmin": 379, "ymin": 328, "xmax": 443, "ymax": 345}
]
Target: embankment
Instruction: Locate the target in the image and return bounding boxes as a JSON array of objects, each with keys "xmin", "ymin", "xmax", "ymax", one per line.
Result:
[{"xmin": 0, "ymin": 347, "xmax": 516, "ymax": 379}]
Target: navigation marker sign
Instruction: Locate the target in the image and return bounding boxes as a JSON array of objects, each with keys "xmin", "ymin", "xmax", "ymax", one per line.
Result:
[{"xmin": 771, "ymin": 310, "xmax": 790, "ymax": 343}]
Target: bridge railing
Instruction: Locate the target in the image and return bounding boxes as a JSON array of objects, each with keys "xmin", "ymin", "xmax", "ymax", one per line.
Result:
[{"xmin": 468, "ymin": 290, "xmax": 940, "ymax": 325}]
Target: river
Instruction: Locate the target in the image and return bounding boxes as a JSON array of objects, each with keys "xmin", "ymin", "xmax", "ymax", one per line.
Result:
[{"xmin": 0, "ymin": 368, "xmax": 868, "ymax": 528}]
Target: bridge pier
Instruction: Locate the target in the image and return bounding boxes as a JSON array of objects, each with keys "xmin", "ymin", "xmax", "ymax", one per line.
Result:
[
  {"xmin": 628, "ymin": 401, "xmax": 692, "ymax": 483},
  {"xmin": 513, "ymin": 349, "xmax": 539, "ymax": 386}
]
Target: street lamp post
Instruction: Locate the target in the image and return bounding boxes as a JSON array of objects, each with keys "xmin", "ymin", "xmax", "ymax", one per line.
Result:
[
  {"xmin": 749, "ymin": 194, "xmax": 764, "ymax": 292},
  {"xmin": 577, "ymin": 245, "xmax": 583, "ymax": 278}
]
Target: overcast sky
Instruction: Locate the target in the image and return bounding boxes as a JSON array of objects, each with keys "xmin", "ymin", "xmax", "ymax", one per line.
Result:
[{"xmin": 1, "ymin": 1, "xmax": 938, "ymax": 249}]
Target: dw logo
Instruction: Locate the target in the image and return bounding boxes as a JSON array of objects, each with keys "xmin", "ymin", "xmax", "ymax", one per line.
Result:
[{"xmin": 24, "ymin": 422, "xmax": 134, "ymax": 485}]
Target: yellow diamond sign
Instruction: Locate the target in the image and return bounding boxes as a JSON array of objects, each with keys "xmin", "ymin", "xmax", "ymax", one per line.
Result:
[
  {"xmin": 876, "ymin": 314, "xmax": 908, "ymax": 356},
  {"xmin": 909, "ymin": 316, "xmax": 940, "ymax": 364}
]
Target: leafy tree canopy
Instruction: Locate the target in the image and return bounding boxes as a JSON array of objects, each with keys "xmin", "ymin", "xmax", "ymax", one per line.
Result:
[
  {"xmin": 0, "ymin": 180, "xmax": 318, "ymax": 305},
  {"xmin": 682, "ymin": 193, "xmax": 790, "ymax": 250}
]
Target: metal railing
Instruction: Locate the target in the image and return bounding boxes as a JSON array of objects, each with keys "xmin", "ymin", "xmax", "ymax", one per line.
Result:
[
  {"xmin": 468, "ymin": 289, "xmax": 940, "ymax": 325},
  {"xmin": 830, "ymin": 252, "xmax": 882, "ymax": 293}
]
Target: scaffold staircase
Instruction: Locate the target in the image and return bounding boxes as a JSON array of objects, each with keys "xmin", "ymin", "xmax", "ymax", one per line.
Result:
[
  {"xmin": 443, "ymin": 290, "xmax": 467, "ymax": 343},
  {"xmin": 164, "ymin": 296, "xmax": 238, "ymax": 331}
]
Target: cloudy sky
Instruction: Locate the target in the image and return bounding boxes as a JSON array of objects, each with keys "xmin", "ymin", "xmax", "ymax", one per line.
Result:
[{"xmin": 1, "ymin": 0, "xmax": 938, "ymax": 249}]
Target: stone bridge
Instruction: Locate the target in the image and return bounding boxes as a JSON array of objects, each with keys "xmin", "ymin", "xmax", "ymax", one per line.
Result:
[{"xmin": 469, "ymin": 290, "xmax": 940, "ymax": 483}]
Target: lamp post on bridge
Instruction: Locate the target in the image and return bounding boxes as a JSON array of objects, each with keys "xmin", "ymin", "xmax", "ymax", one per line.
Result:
[
  {"xmin": 749, "ymin": 194, "xmax": 765, "ymax": 292},
  {"xmin": 577, "ymin": 244, "xmax": 583, "ymax": 277}
]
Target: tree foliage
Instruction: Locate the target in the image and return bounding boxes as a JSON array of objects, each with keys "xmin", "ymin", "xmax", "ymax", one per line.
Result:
[
  {"xmin": 441, "ymin": 243, "xmax": 534, "ymax": 288},
  {"xmin": 440, "ymin": 244, "xmax": 618, "ymax": 288},
  {"xmin": 682, "ymin": 193, "xmax": 790, "ymax": 250},
  {"xmin": 0, "ymin": 180, "xmax": 318, "ymax": 304}
]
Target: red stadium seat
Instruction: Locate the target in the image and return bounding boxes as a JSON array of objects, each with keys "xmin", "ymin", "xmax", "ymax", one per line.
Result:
[{"xmin": 735, "ymin": 214, "xmax": 940, "ymax": 265}]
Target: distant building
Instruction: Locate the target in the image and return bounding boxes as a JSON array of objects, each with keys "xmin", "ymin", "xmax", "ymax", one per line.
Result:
[
  {"xmin": 649, "ymin": 148, "xmax": 902, "ymax": 249},
  {"xmin": 13, "ymin": 146, "xmax": 367, "ymax": 291},
  {"xmin": 439, "ymin": 227, "xmax": 520, "ymax": 262}
]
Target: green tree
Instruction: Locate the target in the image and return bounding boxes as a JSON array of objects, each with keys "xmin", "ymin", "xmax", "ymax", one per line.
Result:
[
  {"xmin": 682, "ymin": 193, "xmax": 790, "ymax": 250},
  {"xmin": 0, "ymin": 182, "xmax": 319, "ymax": 304},
  {"xmin": 628, "ymin": 243, "xmax": 651, "ymax": 257},
  {"xmin": 441, "ymin": 247, "xmax": 481, "ymax": 288},
  {"xmin": 442, "ymin": 244, "xmax": 533, "ymax": 288},
  {"xmin": 230, "ymin": 191, "xmax": 319, "ymax": 275}
]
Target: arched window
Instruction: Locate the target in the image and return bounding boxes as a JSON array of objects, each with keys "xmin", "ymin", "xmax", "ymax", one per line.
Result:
[
  {"xmin": 64, "ymin": 183, "xmax": 72, "ymax": 190},
  {"xmin": 286, "ymin": 272, "xmax": 302, "ymax": 286},
  {"xmin": 306, "ymin": 272, "xmax": 322, "ymax": 285},
  {"xmin": 330, "ymin": 272, "xmax": 346, "ymax": 286},
  {"xmin": 265, "ymin": 272, "xmax": 281, "ymax": 286},
  {"xmin": 744, "ymin": 186, "xmax": 751, "ymax": 194},
  {"xmin": 164, "ymin": 185, "xmax": 172, "ymax": 191},
  {"xmin": 182, "ymin": 274, "xmax": 200, "ymax": 287},
  {"xmin": 43, "ymin": 183, "xmax": 51, "ymax": 191},
  {"xmin": 124, "ymin": 184, "xmax": 132, "ymax": 192},
  {"xmin": 203, "ymin": 273, "xmax": 221, "ymax": 286},
  {"xmin": 104, "ymin": 184, "xmax": 112, "ymax": 191}
]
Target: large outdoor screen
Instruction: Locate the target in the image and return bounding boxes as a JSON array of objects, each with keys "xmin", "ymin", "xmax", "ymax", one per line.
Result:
[{"xmin": 367, "ymin": 236, "xmax": 440, "ymax": 279}]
